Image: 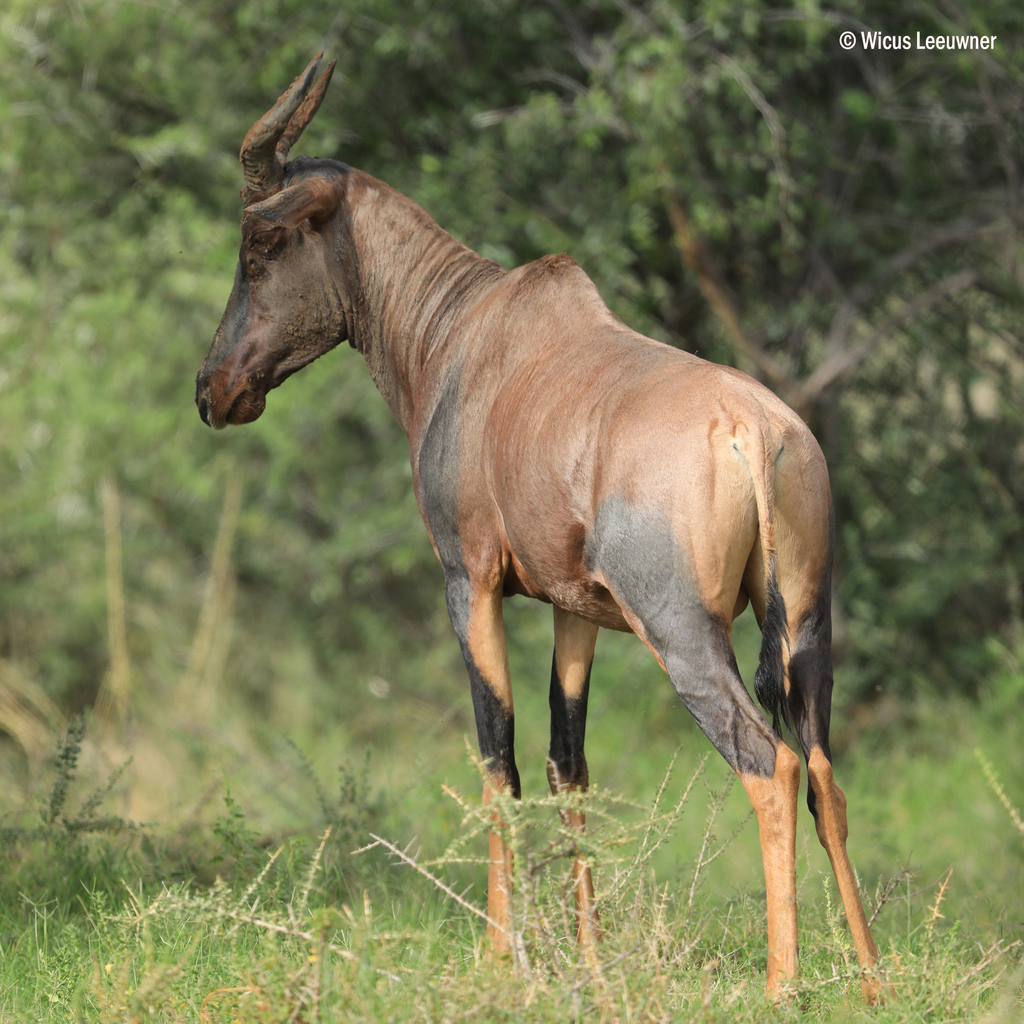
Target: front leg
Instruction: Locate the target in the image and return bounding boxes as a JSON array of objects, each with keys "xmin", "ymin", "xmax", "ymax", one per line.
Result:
[
  {"xmin": 548, "ymin": 606, "xmax": 601, "ymax": 945},
  {"xmin": 444, "ymin": 566, "xmax": 519, "ymax": 952}
]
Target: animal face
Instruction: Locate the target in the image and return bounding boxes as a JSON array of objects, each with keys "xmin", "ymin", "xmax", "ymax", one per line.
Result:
[
  {"xmin": 196, "ymin": 174, "xmax": 348, "ymax": 428},
  {"xmin": 195, "ymin": 52, "xmax": 345, "ymax": 428}
]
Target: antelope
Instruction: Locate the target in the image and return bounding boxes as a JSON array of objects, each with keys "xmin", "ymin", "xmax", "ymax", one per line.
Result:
[{"xmin": 195, "ymin": 53, "xmax": 880, "ymax": 1000}]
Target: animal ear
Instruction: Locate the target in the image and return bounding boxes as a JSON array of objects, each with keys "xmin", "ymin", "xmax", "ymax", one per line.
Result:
[{"xmin": 245, "ymin": 176, "xmax": 338, "ymax": 228}]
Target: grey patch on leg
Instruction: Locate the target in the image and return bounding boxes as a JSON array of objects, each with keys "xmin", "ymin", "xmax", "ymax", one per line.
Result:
[
  {"xmin": 588, "ymin": 494, "xmax": 777, "ymax": 778},
  {"xmin": 417, "ymin": 362, "xmax": 521, "ymax": 796},
  {"xmin": 417, "ymin": 363, "xmax": 464, "ymax": 573},
  {"xmin": 419, "ymin": 363, "xmax": 472, "ymax": 639},
  {"xmin": 444, "ymin": 564, "xmax": 471, "ymax": 641}
]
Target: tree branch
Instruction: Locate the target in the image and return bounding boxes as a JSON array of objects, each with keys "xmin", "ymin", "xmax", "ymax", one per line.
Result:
[
  {"xmin": 823, "ymin": 212, "xmax": 1002, "ymax": 358},
  {"xmin": 663, "ymin": 191, "xmax": 793, "ymax": 389},
  {"xmin": 792, "ymin": 269, "xmax": 978, "ymax": 411}
]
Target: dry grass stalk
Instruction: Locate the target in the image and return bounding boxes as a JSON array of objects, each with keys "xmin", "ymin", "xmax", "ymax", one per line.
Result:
[
  {"xmin": 975, "ymin": 747, "xmax": 1024, "ymax": 836},
  {"xmin": 0, "ymin": 658, "xmax": 65, "ymax": 730},
  {"xmin": 925, "ymin": 867, "xmax": 953, "ymax": 942},
  {"xmin": 868, "ymin": 864, "xmax": 911, "ymax": 928},
  {"xmin": 356, "ymin": 832, "xmax": 506, "ymax": 937},
  {"xmin": 95, "ymin": 475, "xmax": 131, "ymax": 728},
  {"xmin": 299, "ymin": 827, "xmax": 332, "ymax": 914},
  {"xmin": 238, "ymin": 845, "xmax": 285, "ymax": 910},
  {"xmin": 687, "ymin": 773, "xmax": 735, "ymax": 912},
  {"xmin": 178, "ymin": 472, "xmax": 242, "ymax": 713},
  {"xmin": 200, "ymin": 985, "xmax": 259, "ymax": 1024},
  {"xmin": 0, "ymin": 658, "xmax": 66, "ymax": 769},
  {"xmin": 0, "ymin": 684, "xmax": 53, "ymax": 770}
]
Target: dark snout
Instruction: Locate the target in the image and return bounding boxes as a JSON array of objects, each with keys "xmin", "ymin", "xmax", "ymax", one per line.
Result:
[
  {"xmin": 197, "ymin": 388, "xmax": 210, "ymax": 426},
  {"xmin": 196, "ymin": 268, "xmax": 269, "ymax": 428},
  {"xmin": 195, "ymin": 353, "xmax": 269, "ymax": 429}
]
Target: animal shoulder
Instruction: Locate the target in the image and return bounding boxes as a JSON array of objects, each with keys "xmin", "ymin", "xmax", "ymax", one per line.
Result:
[
  {"xmin": 515, "ymin": 252, "xmax": 592, "ymax": 288},
  {"xmin": 507, "ymin": 252, "xmax": 621, "ymax": 318}
]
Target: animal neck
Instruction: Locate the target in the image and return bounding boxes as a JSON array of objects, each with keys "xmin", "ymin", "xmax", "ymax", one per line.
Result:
[{"xmin": 341, "ymin": 171, "xmax": 505, "ymax": 432}]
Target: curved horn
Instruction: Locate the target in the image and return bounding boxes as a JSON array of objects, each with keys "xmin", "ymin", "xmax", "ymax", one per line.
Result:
[
  {"xmin": 239, "ymin": 52, "xmax": 323, "ymax": 196},
  {"xmin": 276, "ymin": 59, "xmax": 337, "ymax": 166}
]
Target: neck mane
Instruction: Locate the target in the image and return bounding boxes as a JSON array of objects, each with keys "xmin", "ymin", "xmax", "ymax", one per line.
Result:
[{"xmin": 340, "ymin": 171, "xmax": 506, "ymax": 432}]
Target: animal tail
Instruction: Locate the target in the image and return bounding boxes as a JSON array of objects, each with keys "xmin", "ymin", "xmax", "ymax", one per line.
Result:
[{"xmin": 745, "ymin": 423, "xmax": 789, "ymax": 735}]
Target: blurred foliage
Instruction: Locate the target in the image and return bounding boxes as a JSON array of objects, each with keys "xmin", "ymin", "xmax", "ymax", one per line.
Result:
[{"xmin": 1, "ymin": 0, "xmax": 1023, "ymax": 748}]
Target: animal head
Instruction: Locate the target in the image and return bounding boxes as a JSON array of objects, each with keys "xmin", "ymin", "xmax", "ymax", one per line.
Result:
[{"xmin": 196, "ymin": 53, "xmax": 350, "ymax": 428}]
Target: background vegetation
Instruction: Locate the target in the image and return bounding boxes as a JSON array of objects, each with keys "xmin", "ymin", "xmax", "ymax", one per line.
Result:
[{"xmin": 0, "ymin": 0, "xmax": 1022, "ymax": 1020}]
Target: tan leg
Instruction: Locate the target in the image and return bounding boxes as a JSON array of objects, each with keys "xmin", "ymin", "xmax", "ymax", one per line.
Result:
[
  {"xmin": 740, "ymin": 742, "xmax": 801, "ymax": 997},
  {"xmin": 572, "ymin": 851, "xmax": 601, "ymax": 946},
  {"xmin": 546, "ymin": 763, "xmax": 603, "ymax": 945},
  {"xmin": 446, "ymin": 577, "xmax": 520, "ymax": 956},
  {"xmin": 807, "ymin": 747, "xmax": 880, "ymax": 1003},
  {"xmin": 483, "ymin": 780, "xmax": 514, "ymax": 954},
  {"xmin": 548, "ymin": 607, "xmax": 602, "ymax": 946}
]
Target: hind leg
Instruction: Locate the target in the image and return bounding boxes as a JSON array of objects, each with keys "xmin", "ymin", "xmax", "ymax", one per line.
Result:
[
  {"xmin": 787, "ymin": 627, "xmax": 880, "ymax": 1002},
  {"xmin": 666, "ymin": 632, "xmax": 802, "ymax": 994},
  {"xmin": 591, "ymin": 497, "xmax": 801, "ymax": 994},
  {"xmin": 807, "ymin": 750, "xmax": 880, "ymax": 1002},
  {"xmin": 645, "ymin": 605, "xmax": 801, "ymax": 993},
  {"xmin": 548, "ymin": 606, "xmax": 602, "ymax": 945},
  {"xmin": 740, "ymin": 742, "xmax": 801, "ymax": 994}
]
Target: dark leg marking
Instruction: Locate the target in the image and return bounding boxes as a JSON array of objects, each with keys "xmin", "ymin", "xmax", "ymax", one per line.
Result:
[
  {"xmin": 754, "ymin": 565, "xmax": 788, "ymax": 735},
  {"xmin": 548, "ymin": 608, "xmax": 602, "ymax": 946},
  {"xmin": 440, "ymin": 568, "xmax": 520, "ymax": 797},
  {"xmin": 467, "ymin": 639, "xmax": 520, "ymax": 797},
  {"xmin": 548, "ymin": 651, "xmax": 591, "ymax": 792},
  {"xmin": 780, "ymin": 499, "xmax": 836, "ymax": 817}
]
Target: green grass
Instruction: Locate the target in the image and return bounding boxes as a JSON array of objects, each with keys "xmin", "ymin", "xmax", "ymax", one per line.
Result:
[
  {"xmin": 1, "ymin": 574, "xmax": 1022, "ymax": 1022},
  {"xmin": 1, "ymin": 671, "xmax": 1022, "ymax": 1023}
]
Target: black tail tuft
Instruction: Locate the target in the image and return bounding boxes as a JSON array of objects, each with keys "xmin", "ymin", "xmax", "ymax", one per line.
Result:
[{"xmin": 754, "ymin": 564, "xmax": 789, "ymax": 735}]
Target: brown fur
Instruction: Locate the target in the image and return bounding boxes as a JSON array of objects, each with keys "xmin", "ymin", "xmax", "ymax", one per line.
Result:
[{"xmin": 195, "ymin": 60, "xmax": 880, "ymax": 1000}]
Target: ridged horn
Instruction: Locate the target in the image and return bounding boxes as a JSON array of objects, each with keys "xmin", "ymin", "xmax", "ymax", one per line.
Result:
[
  {"xmin": 239, "ymin": 52, "xmax": 325, "ymax": 196},
  {"xmin": 276, "ymin": 59, "xmax": 336, "ymax": 166}
]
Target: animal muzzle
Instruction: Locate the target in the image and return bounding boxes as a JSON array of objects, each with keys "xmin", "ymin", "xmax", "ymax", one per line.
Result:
[{"xmin": 195, "ymin": 362, "xmax": 268, "ymax": 429}]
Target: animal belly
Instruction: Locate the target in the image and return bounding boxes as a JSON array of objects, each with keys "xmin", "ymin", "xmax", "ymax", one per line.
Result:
[
  {"xmin": 501, "ymin": 547, "xmax": 631, "ymax": 632},
  {"xmin": 564, "ymin": 590, "xmax": 632, "ymax": 632}
]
